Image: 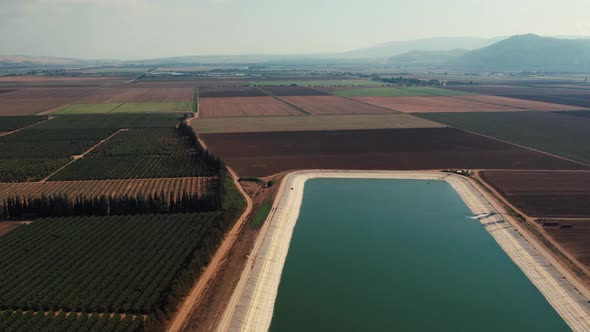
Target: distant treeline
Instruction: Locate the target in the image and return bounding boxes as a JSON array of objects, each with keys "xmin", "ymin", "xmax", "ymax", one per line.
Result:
[
  {"xmin": 1, "ymin": 191, "xmax": 222, "ymax": 220},
  {"xmin": 379, "ymin": 76, "xmax": 443, "ymax": 86}
]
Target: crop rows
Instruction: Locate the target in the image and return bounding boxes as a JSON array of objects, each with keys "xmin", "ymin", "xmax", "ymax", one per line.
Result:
[
  {"xmin": 0, "ymin": 158, "xmax": 71, "ymax": 182},
  {"xmin": 0, "ymin": 310, "xmax": 146, "ymax": 331},
  {"xmin": 0, "ymin": 115, "xmax": 47, "ymax": 131},
  {"xmin": 35, "ymin": 113, "xmax": 183, "ymax": 130},
  {"xmin": 0, "ymin": 177, "xmax": 217, "ymax": 201},
  {"xmin": 0, "ymin": 213, "xmax": 224, "ymax": 315},
  {"xmin": 89, "ymin": 128, "xmax": 191, "ymax": 157}
]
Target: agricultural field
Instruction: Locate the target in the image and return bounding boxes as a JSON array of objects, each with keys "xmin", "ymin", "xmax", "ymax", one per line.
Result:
[
  {"xmin": 0, "ymin": 311, "xmax": 145, "ymax": 331},
  {"xmin": 480, "ymin": 171, "xmax": 590, "ymax": 218},
  {"xmin": 54, "ymin": 101, "xmax": 193, "ymax": 114},
  {"xmin": 0, "ymin": 222, "xmax": 24, "ymax": 237},
  {"xmin": 200, "ymin": 127, "xmax": 585, "ymax": 177},
  {"xmin": 260, "ymin": 86, "xmax": 328, "ymax": 96},
  {"xmin": 88, "ymin": 128, "xmax": 191, "ymax": 156},
  {"xmin": 198, "ymin": 86, "xmax": 267, "ymax": 98},
  {"xmin": 0, "ymin": 87, "xmax": 95, "ymax": 115},
  {"xmin": 0, "ymin": 115, "xmax": 47, "ymax": 131},
  {"xmin": 544, "ymin": 220, "xmax": 590, "ymax": 271},
  {"xmin": 332, "ymin": 86, "xmax": 471, "ymax": 97},
  {"xmin": 353, "ymin": 96, "xmax": 519, "ymax": 113},
  {"xmin": 418, "ymin": 111, "xmax": 590, "ymax": 164},
  {"xmin": 445, "ymin": 85, "xmax": 590, "ymax": 108},
  {"xmin": 253, "ymin": 79, "xmax": 381, "ymax": 86},
  {"xmin": 199, "ymin": 97, "xmax": 303, "ymax": 117},
  {"xmin": 559, "ymin": 110, "xmax": 590, "ymax": 119},
  {"xmin": 76, "ymin": 87, "xmax": 193, "ymax": 103},
  {"xmin": 459, "ymin": 95, "xmax": 582, "ymax": 111},
  {"xmin": 0, "ymin": 158, "xmax": 71, "ymax": 182},
  {"xmin": 280, "ymin": 95, "xmax": 395, "ymax": 115},
  {"xmin": 36, "ymin": 113, "xmax": 183, "ymax": 129},
  {"xmin": 193, "ymin": 113, "xmax": 444, "ymax": 133},
  {"xmin": 0, "ymin": 177, "xmax": 218, "ymax": 202},
  {"xmin": 0, "ymin": 213, "xmax": 226, "ymax": 327}
]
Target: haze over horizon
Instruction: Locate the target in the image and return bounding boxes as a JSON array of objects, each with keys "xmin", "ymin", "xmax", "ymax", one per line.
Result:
[{"xmin": 1, "ymin": 0, "xmax": 590, "ymax": 60}]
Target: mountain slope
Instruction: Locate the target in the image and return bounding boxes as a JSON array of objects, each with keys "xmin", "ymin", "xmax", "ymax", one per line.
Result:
[
  {"xmin": 343, "ymin": 36, "xmax": 503, "ymax": 58},
  {"xmin": 451, "ymin": 34, "xmax": 590, "ymax": 72}
]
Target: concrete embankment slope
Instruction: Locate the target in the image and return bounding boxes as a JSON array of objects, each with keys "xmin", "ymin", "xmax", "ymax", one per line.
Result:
[{"xmin": 219, "ymin": 170, "xmax": 590, "ymax": 332}]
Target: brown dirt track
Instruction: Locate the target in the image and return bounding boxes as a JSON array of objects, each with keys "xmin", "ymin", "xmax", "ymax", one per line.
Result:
[
  {"xmin": 200, "ymin": 128, "xmax": 586, "ymax": 177},
  {"xmin": 479, "ymin": 170, "xmax": 590, "ymax": 218},
  {"xmin": 353, "ymin": 96, "xmax": 519, "ymax": 113},
  {"xmin": 281, "ymin": 96, "xmax": 395, "ymax": 115},
  {"xmin": 459, "ymin": 95, "xmax": 582, "ymax": 111},
  {"xmin": 0, "ymin": 177, "xmax": 217, "ymax": 202},
  {"xmin": 76, "ymin": 87, "xmax": 194, "ymax": 103},
  {"xmin": 0, "ymin": 87, "xmax": 96, "ymax": 115},
  {"xmin": 199, "ymin": 97, "xmax": 303, "ymax": 117}
]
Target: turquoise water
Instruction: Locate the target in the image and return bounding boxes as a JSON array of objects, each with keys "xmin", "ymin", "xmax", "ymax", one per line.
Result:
[{"xmin": 270, "ymin": 179, "xmax": 569, "ymax": 332}]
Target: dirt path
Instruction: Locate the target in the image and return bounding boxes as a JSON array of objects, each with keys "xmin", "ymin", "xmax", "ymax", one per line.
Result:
[
  {"xmin": 0, "ymin": 116, "xmax": 54, "ymax": 137},
  {"xmin": 38, "ymin": 129, "xmax": 127, "ymax": 183},
  {"xmin": 471, "ymin": 171, "xmax": 590, "ymax": 293},
  {"xmin": 167, "ymin": 166, "xmax": 253, "ymax": 332}
]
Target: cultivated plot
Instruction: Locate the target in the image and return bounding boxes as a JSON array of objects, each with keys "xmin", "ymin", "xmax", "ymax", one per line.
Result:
[
  {"xmin": 198, "ymin": 86, "xmax": 267, "ymax": 98},
  {"xmin": 544, "ymin": 220, "xmax": 590, "ymax": 271},
  {"xmin": 446, "ymin": 85, "xmax": 590, "ymax": 109},
  {"xmin": 459, "ymin": 95, "xmax": 582, "ymax": 111},
  {"xmin": 0, "ymin": 177, "xmax": 218, "ymax": 202},
  {"xmin": 193, "ymin": 113, "xmax": 444, "ymax": 133},
  {"xmin": 0, "ymin": 115, "xmax": 47, "ymax": 131},
  {"xmin": 53, "ymin": 102, "xmax": 193, "ymax": 114},
  {"xmin": 260, "ymin": 86, "xmax": 327, "ymax": 96},
  {"xmin": 281, "ymin": 95, "xmax": 395, "ymax": 115},
  {"xmin": 0, "ymin": 87, "xmax": 95, "ymax": 115},
  {"xmin": 418, "ymin": 111, "xmax": 590, "ymax": 164},
  {"xmin": 353, "ymin": 96, "xmax": 518, "ymax": 113},
  {"xmin": 76, "ymin": 87, "xmax": 194, "ymax": 103},
  {"xmin": 333, "ymin": 86, "xmax": 471, "ymax": 97},
  {"xmin": 253, "ymin": 79, "xmax": 380, "ymax": 86},
  {"xmin": 200, "ymin": 128, "xmax": 585, "ymax": 177},
  {"xmin": 480, "ymin": 170, "xmax": 590, "ymax": 218},
  {"xmin": 199, "ymin": 97, "xmax": 302, "ymax": 117}
]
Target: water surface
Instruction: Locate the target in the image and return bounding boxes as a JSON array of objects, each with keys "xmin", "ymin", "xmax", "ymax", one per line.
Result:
[{"xmin": 270, "ymin": 178, "xmax": 568, "ymax": 331}]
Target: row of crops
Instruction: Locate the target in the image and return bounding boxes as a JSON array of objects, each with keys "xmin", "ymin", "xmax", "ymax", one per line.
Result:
[
  {"xmin": 0, "ymin": 115, "xmax": 47, "ymax": 131},
  {"xmin": 0, "ymin": 213, "xmax": 233, "ymax": 329},
  {"xmin": 0, "ymin": 310, "xmax": 152, "ymax": 331},
  {"xmin": 0, "ymin": 114, "xmax": 189, "ymax": 182}
]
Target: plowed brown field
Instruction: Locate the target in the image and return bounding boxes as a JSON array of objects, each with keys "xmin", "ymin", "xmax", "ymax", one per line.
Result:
[
  {"xmin": 480, "ymin": 170, "xmax": 590, "ymax": 218},
  {"xmin": 460, "ymin": 95, "xmax": 581, "ymax": 111},
  {"xmin": 544, "ymin": 220, "xmax": 590, "ymax": 270},
  {"xmin": 77, "ymin": 87, "xmax": 194, "ymax": 103},
  {"xmin": 0, "ymin": 222, "xmax": 24, "ymax": 236},
  {"xmin": 0, "ymin": 87, "xmax": 95, "ymax": 115},
  {"xmin": 353, "ymin": 96, "xmax": 517, "ymax": 113},
  {"xmin": 200, "ymin": 128, "xmax": 586, "ymax": 177},
  {"xmin": 281, "ymin": 96, "xmax": 394, "ymax": 115},
  {"xmin": 199, "ymin": 87, "xmax": 267, "ymax": 98},
  {"xmin": 0, "ymin": 177, "xmax": 217, "ymax": 201},
  {"xmin": 199, "ymin": 97, "xmax": 302, "ymax": 117}
]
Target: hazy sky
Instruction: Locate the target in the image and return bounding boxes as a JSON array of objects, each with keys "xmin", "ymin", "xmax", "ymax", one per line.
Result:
[{"xmin": 1, "ymin": 0, "xmax": 590, "ymax": 59}]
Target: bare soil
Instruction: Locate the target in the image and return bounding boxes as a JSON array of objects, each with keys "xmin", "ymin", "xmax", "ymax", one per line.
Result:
[
  {"xmin": 353, "ymin": 96, "xmax": 519, "ymax": 113},
  {"xmin": 281, "ymin": 96, "xmax": 395, "ymax": 115},
  {"xmin": 200, "ymin": 128, "xmax": 587, "ymax": 177},
  {"xmin": 199, "ymin": 97, "xmax": 303, "ymax": 117}
]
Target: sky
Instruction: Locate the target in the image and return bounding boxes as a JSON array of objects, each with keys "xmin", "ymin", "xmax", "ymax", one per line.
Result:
[{"xmin": 1, "ymin": 0, "xmax": 590, "ymax": 59}]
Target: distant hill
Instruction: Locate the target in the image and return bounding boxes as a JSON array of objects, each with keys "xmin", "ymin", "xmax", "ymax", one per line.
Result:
[
  {"xmin": 0, "ymin": 55, "xmax": 110, "ymax": 69},
  {"xmin": 450, "ymin": 34, "xmax": 590, "ymax": 72},
  {"xmin": 343, "ymin": 36, "xmax": 503, "ymax": 58},
  {"xmin": 387, "ymin": 49, "xmax": 467, "ymax": 67}
]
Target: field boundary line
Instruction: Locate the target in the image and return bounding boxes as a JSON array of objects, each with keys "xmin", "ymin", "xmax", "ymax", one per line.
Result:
[
  {"xmin": 38, "ymin": 129, "xmax": 128, "ymax": 183},
  {"xmin": 453, "ymin": 127, "xmax": 590, "ymax": 168},
  {"xmin": 256, "ymin": 86, "xmax": 312, "ymax": 115},
  {"xmin": 343, "ymin": 95, "xmax": 402, "ymax": 113},
  {"xmin": 0, "ymin": 116, "xmax": 54, "ymax": 137}
]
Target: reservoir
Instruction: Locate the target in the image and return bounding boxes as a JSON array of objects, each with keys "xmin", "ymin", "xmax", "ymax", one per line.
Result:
[{"xmin": 269, "ymin": 178, "xmax": 569, "ymax": 331}]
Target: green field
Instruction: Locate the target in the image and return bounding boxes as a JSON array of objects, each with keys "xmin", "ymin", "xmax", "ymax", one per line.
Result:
[
  {"xmin": 0, "ymin": 213, "xmax": 224, "ymax": 330},
  {"xmin": 193, "ymin": 113, "xmax": 444, "ymax": 134},
  {"xmin": 253, "ymin": 79, "xmax": 381, "ymax": 86},
  {"xmin": 53, "ymin": 102, "xmax": 193, "ymax": 114},
  {"xmin": 418, "ymin": 111, "xmax": 590, "ymax": 164},
  {"xmin": 333, "ymin": 86, "xmax": 473, "ymax": 97},
  {"xmin": 0, "ymin": 115, "xmax": 47, "ymax": 131}
]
